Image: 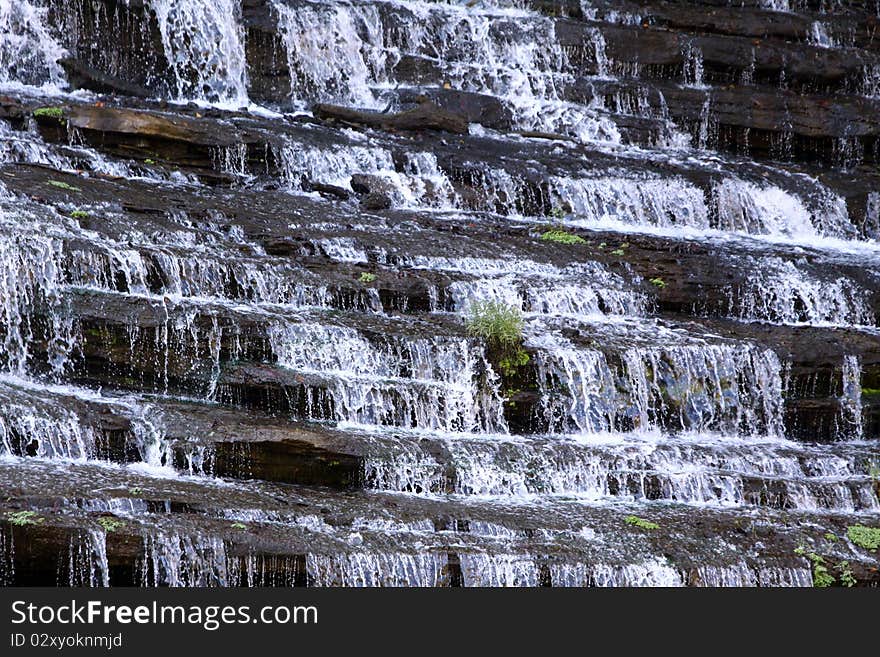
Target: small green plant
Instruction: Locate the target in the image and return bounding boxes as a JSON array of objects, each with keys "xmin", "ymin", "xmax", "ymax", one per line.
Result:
[
  {"xmin": 144, "ymin": 158, "xmax": 156, "ymax": 165},
  {"xmin": 6, "ymin": 511, "xmax": 44, "ymax": 526},
  {"xmin": 33, "ymin": 106, "xmax": 64, "ymax": 120},
  {"xmin": 467, "ymin": 301, "xmax": 524, "ymax": 349},
  {"xmin": 230, "ymin": 522, "xmax": 247, "ymax": 531},
  {"xmin": 548, "ymin": 206, "xmax": 566, "ymax": 219},
  {"xmin": 847, "ymin": 524, "xmax": 880, "ymax": 550},
  {"xmin": 824, "ymin": 532, "xmax": 838, "ymax": 542},
  {"xmin": 358, "ymin": 272, "xmax": 376, "ymax": 284},
  {"xmin": 837, "ymin": 561, "xmax": 856, "ymax": 587},
  {"xmin": 467, "ymin": 300, "xmax": 529, "ymax": 380},
  {"xmin": 624, "ymin": 515, "xmax": 659, "ymax": 530},
  {"xmin": 70, "ymin": 210, "xmax": 89, "ymax": 219},
  {"xmin": 598, "ymin": 242, "xmax": 607, "ymax": 249},
  {"xmin": 48, "ymin": 180, "xmax": 79, "ymax": 192},
  {"xmin": 503, "ymin": 387, "xmax": 521, "ymax": 406},
  {"xmin": 540, "ymin": 229, "xmax": 585, "ymax": 245},
  {"xmin": 807, "ymin": 553, "xmax": 835, "ymax": 587},
  {"xmin": 861, "ymin": 387, "xmax": 880, "ymax": 395},
  {"xmin": 649, "ymin": 277, "xmax": 666, "ymax": 288},
  {"xmin": 610, "ymin": 248, "xmax": 625, "ymax": 256},
  {"xmin": 97, "ymin": 516, "xmax": 125, "ymax": 533},
  {"xmin": 128, "ymin": 487, "xmax": 143, "ymax": 496},
  {"xmin": 498, "ymin": 347, "xmax": 530, "ymax": 378}
]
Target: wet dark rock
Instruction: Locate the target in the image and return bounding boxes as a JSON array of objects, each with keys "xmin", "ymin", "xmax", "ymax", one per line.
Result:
[
  {"xmin": 397, "ymin": 88, "xmax": 513, "ymax": 131},
  {"xmin": 67, "ymin": 105, "xmax": 244, "ymax": 147},
  {"xmin": 303, "ymin": 180, "xmax": 351, "ymax": 200},
  {"xmin": 361, "ymin": 191, "xmax": 393, "ymax": 210},
  {"xmin": 58, "ymin": 58, "xmax": 154, "ymax": 99},
  {"xmin": 557, "ymin": 19, "xmax": 878, "ymax": 92},
  {"xmin": 3, "ymin": 456, "xmax": 878, "ymax": 586},
  {"xmin": 313, "ymin": 100, "xmax": 470, "ymax": 135}
]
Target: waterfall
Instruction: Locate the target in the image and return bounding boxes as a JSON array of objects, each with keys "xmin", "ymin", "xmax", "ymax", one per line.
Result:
[
  {"xmin": 272, "ymin": 1, "xmax": 388, "ymax": 108},
  {"xmin": 809, "ymin": 22, "xmax": 836, "ymax": 49},
  {"xmin": 0, "ymin": 0, "xmax": 67, "ymax": 89},
  {"xmin": 682, "ymin": 42, "xmax": 706, "ymax": 89},
  {"xmin": 714, "ymin": 179, "xmax": 829, "ymax": 238},
  {"xmin": 533, "ymin": 335, "xmax": 785, "ymax": 437},
  {"xmin": 551, "ymin": 559, "xmax": 684, "ymax": 587},
  {"xmin": 141, "ymin": 531, "xmax": 234, "ymax": 587},
  {"xmin": 458, "ymin": 553, "xmax": 539, "ymax": 586},
  {"xmin": 448, "ymin": 262, "xmax": 648, "ymax": 319},
  {"xmin": 268, "ymin": 323, "xmax": 507, "ymax": 432},
  {"xmin": 551, "ymin": 174, "xmax": 711, "ymax": 230},
  {"xmin": 837, "ymin": 355, "xmax": 864, "ymax": 441},
  {"xmin": 734, "ymin": 258, "xmax": 874, "ymax": 326},
  {"xmin": 306, "ymin": 552, "xmax": 449, "ymax": 587},
  {"xmin": 147, "ymin": 0, "xmax": 249, "ymax": 105},
  {"xmin": 0, "ymin": 231, "xmax": 69, "ymax": 375},
  {"xmin": 270, "ymin": 0, "xmax": 620, "ymax": 140},
  {"xmin": 0, "ymin": 375, "xmax": 170, "ymax": 466},
  {"xmin": 67, "ymin": 529, "xmax": 110, "ymax": 587},
  {"xmin": 0, "ymin": 0, "xmax": 877, "ymax": 589}
]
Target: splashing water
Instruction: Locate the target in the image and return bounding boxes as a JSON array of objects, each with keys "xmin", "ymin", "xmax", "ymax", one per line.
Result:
[
  {"xmin": 734, "ymin": 257, "xmax": 874, "ymax": 326},
  {"xmin": 271, "ymin": 0, "xmax": 620, "ymax": 140},
  {"xmin": 147, "ymin": 0, "xmax": 249, "ymax": 106},
  {"xmin": 268, "ymin": 323, "xmax": 507, "ymax": 432},
  {"xmin": 307, "ymin": 552, "xmax": 449, "ymax": 587},
  {"xmin": 272, "ymin": 1, "xmax": 388, "ymax": 108},
  {"xmin": 0, "ymin": 0, "xmax": 67, "ymax": 90},
  {"xmin": 836, "ymin": 355, "xmax": 864, "ymax": 441},
  {"xmin": 533, "ymin": 334, "xmax": 785, "ymax": 436}
]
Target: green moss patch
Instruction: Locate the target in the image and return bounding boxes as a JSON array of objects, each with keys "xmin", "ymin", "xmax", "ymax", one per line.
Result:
[
  {"xmin": 33, "ymin": 106, "xmax": 64, "ymax": 120},
  {"xmin": 541, "ymin": 229, "xmax": 585, "ymax": 245},
  {"xmin": 624, "ymin": 515, "xmax": 659, "ymax": 530}
]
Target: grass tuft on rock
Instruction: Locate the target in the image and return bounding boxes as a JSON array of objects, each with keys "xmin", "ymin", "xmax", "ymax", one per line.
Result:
[
  {"xmin": 467, "ymin": 301, "xmax": 530, "ymax": 380},
  {"xmin": 48, "ymin": 180, "xmax": 80, "ymax": 192},
  {"xmin": 97, "ymin": 516, "xmax": 125, "ymax": 533},
  {"xmin": 467, "ymin": 300, "xmax": 524, "ymax": 348}
]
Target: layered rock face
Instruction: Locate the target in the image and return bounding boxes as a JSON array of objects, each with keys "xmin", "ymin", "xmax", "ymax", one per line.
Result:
[{"xmin": 0, "ymin": 0, "xmax": 878, "ymax": 587}]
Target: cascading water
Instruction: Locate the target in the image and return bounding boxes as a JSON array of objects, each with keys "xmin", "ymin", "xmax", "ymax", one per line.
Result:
[
  {"xmin": 733, "ymin": 257, "xmax": 874, "ymax": 326},
  {"xmin": 0, "ymin": 0, "xmax": 67, "ymax": 89},
  {"xmin": 272, "ymin": 1, "xmax": 388, "ymax": 108},
  {"xmin": 270, "ymin": 0, "xmax": 620, "ymax": 140},
  {"xmin": 268, "ymin": 322, "xmax": 506, "ymax": 432},
  {"xmin": 532, "ymin": 334, "xmax": 785, "ymax": 436},
  {"xmin": 0, "ymin": 0, "xmax": 877, "ymax": 589},
  {"xmin": 147, "ymin": 0, "xmax": 249, "ymax": 105}
]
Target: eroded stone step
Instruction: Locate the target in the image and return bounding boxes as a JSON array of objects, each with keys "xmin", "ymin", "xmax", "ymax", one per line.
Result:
[
  {"xmin": 5, "ymin": 375, "xmax": 877, "ymax": 512},
  {"xmin": 8, "ymin": 89, "xmax": 879, "ymax": 239},
  {"xmin": 531, "ymin": 0, "xmax": 880, "ymax": 53},
  {"xmin": 7, "ymin": 155, "xmax": 868, "ymax": 301},
  {"xmin": 1, "ymin": 457, "xmax": 878, "ymax": 586}
]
